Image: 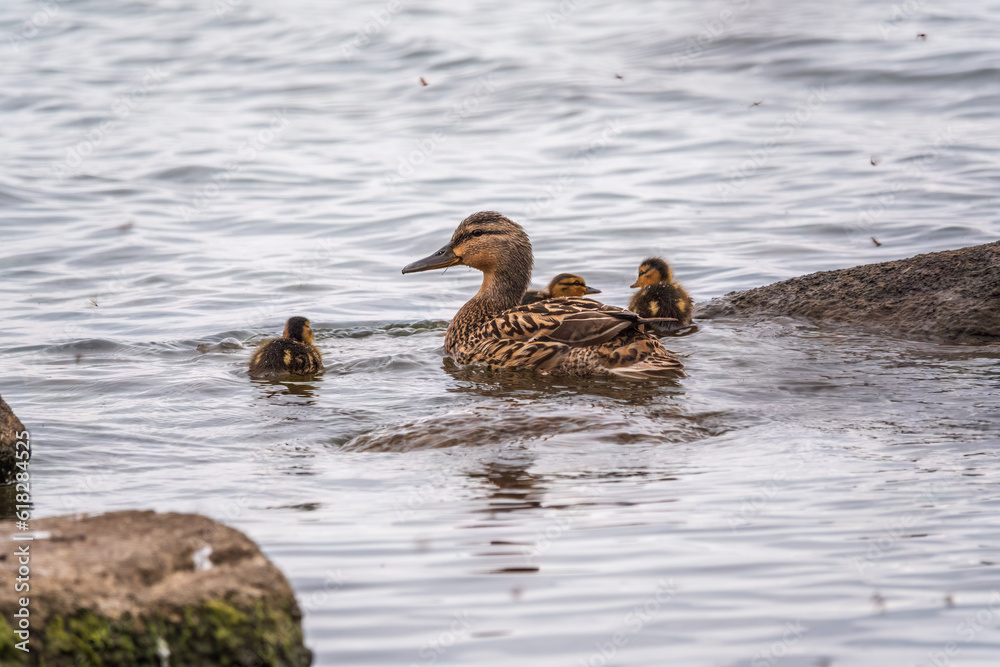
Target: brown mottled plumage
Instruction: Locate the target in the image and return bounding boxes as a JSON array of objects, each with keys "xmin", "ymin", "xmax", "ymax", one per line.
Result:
[
  {"xmin": 248, "ymin": 316, "xmax": 323, "ymax": 377},
  {"xmin": 628, "ymin": 257, "xmax": 693, "ymax": 327},
  {"xmin": 402, "ymin": 212, "xmax": 684, "ymax": 378},
  {"xmin": 521, "ymin": 273, "xmax": 601, "ymax": 305}
]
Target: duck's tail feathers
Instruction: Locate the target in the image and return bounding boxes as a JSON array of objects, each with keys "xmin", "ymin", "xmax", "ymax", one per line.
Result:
[{"xmin": 608, "ymin": 361, "xmax": 686, "ymax": 380}]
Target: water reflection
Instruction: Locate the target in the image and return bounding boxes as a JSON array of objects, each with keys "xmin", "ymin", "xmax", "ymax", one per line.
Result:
[
  {"xmin": 443, "ymin": 358, "xmax": 685, "ymax": 404},
  {"xmin": 250, "ymin": 376, "xmax": 323, "ymax": 401},
  {"xmin": 467, "ymin": 455, "xmax": 546, "ymax": 515}
]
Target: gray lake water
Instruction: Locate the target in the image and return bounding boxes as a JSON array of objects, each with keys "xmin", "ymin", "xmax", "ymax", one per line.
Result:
[{"xmin": 2, "ymin": 0, "xmax": 1000, "ymax": 664}]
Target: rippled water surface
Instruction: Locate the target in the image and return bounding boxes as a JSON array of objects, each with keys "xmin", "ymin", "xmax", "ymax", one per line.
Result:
[{"xmin": 2, "ymin": 0, "xmax": 1000, "ymax": 664}]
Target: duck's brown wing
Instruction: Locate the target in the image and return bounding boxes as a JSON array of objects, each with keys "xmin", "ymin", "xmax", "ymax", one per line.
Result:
[
  {"xmin": 487, "ymin": 297, "xmax": 674, "ymax": 347},
  {"xmin": 459, "ymin": 298, "xmax": 683, "ymax": 377}
]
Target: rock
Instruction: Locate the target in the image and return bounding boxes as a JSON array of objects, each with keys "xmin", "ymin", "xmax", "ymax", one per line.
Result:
[
  {"xmin": 0, "ymin": 394, "xmax": 28, "ymax": 486},
  {"xmin": 0, "ymin": 511, "xmax": 312, "ymax": 666},
  {"xmin": 698, "ymin": 241, "xmax": 1000, "ymax": 344}
]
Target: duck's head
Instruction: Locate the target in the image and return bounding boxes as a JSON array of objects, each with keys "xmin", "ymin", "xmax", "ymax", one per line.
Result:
[
  {"xmin": 402, "ymin": 211, "xmax": 532, "ymax": 277},
  {"xmin": 283, "ymin": 316, "xmax": 314, "ymax": 345},
  {"xmin": 547, "ymin": 273, "xmax": 601, "ymax": 298},
  {"xmin": 630, "ymin": 257, "xmax": 673, "ymax": 288}
]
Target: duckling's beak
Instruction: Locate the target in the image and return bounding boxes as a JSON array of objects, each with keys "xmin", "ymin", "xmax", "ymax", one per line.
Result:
[
  {"xmin": 584, "ymin": 286, "xmax": 602, "ymax": 295},
  {"xmin": 629, "ymin": 280, "xmax": 640, "ymax": 289},
  {"xmin": 402, "ymin": 243, "xmax": 461, "ymax": 274}
]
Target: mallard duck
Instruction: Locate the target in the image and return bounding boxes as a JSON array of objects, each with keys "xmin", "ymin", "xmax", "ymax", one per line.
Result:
[
  {"xmin": 627, "ymin": 257, "xmax": 693, "ymax": 326},
  {"xmin": 521, "ymin": 273, "xmax": 601, "ymax": 305},
  {"xmin": 248, "ymin": 316, "xmax": 323, "ymax": 377},
  {"xmin": 402, "ymin": 212, "xmax": 684, "ymax": 378}
]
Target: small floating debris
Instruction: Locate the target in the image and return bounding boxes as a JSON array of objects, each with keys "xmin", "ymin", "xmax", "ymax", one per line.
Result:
[
  {"xmin": 89, "ymin": 299, "xmax": 98, "ymax": 307},
  {"xmin": 420, "ymin": 77, "xmax": 428, "ymax": 86},
  {"xmin": 615, "ymin": 73, "xmax": 623, "ymax": 80},
  {"xmin": 749, "ymin": 100, "xmax": 762, "ymax": 108},
  {"xmin": 871, "ymin": 237, "xmax": 882, "ymax": 247},
  {"xmin": 917, "ymin": 33, "xmax": 927, "ymax": 40},
  {"xmin": 870, "ymin": 155, "xmax": 880, "ymax": 166}
]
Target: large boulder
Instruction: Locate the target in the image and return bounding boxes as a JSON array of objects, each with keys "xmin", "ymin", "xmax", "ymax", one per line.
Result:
[
  {"xmin": 0, "ymin": 394, "xmax": 28, "ymax": 486},
  {"xmin": 0, "ymin": 511, "xmax": 312, "ymax": 666},
  {"xmin": 699, "ymin": 240, "xmax": 1000, "ymax": 344}
]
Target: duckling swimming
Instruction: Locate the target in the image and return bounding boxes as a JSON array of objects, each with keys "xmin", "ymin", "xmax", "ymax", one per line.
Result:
[
  {"xmin": 627, "ymin": 257, "xmax": 693, "ymax": 327},
  {"xmin": 248, "ymin": 316, "xmax": 323, "ymax": 377},
  {"xmin": 521, "ymin": 273, "xmax": 601, "ymax": 305},
  {"xmin": 402, "ymin": 212, "xmax": 684, "ymax": 378}
]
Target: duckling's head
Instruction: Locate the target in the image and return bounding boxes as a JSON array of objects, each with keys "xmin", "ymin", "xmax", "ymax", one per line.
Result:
[
  {"xmin": 630, "ymin": 257, "xmax": 673, "ymax": 288},
  {"xmin": 283, "ymin": 316, "xmax": 314, "ymax": 345},
  {"xmin": 547, "ymin": 273, "xmax": 602, "ymax": 298},
  {"xmin": 403, "ymin": 211, "xmax": 532, "ymax": 278}
]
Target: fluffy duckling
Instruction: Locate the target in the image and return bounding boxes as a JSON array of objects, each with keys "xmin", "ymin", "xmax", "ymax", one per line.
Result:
[
  {"xmin": 521, "ymin": 273, "xmax": 601, "ymax": 305},
  {"xmin": 248, "ymin": 316, "xmax": 323, "ymax": 377},
  {"xmin": 402, "ymin": 212, "xmax": 684, "ymax": 378},
  {"xmin": 627, "ymin": 257, "xmax": 693, "ymax": 326}
]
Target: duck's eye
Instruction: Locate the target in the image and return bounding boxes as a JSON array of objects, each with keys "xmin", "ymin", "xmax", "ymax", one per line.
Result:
[{"xmin": 472, "ymin": 229, "xmax": 484, "ymax": 237}]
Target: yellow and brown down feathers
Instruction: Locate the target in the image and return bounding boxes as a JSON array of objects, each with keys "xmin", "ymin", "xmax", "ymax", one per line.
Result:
[
  {"xmin": 521, "ymin": 273, "xmax": 601, "ymax": 305},
  {"xmin": 248, "ymin": 316, "xmax": 323, "ymax": 377},
  {"xmin": 628, "ymin": 257, "xmax": 693, "ymax": 327}
]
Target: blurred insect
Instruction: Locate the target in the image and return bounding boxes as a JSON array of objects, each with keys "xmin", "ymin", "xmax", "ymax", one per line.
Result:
[
  {"xmin": 871, "ymin": 237, "xmax": 882, "ymax": 247},
  {"xmin": 870, "ymin": 156, "xmax": 880, "ymax": 166},
  {"xmin": 917, "ymin": 33, "xmax": 927, "ymax": 40},
  {"xmin": 615, "ymin": 73, "xmax": 623, "ymax": 80},
  {"xmin": 749, "ymin": 100, "xmax": 762, "ymax": 108},
  {"xmin": 420, "ymin": 77, "xmax": 428, "ymax": 86}
]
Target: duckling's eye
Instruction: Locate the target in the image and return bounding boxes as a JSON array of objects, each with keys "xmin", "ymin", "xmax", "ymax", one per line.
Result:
[
  {"xmin": 574, "ymin": 282, "xmax": 583, "ymax": 286},
  {"xmin": 471, "ymin": 229, "xmax": 484, "ymax": 237}
]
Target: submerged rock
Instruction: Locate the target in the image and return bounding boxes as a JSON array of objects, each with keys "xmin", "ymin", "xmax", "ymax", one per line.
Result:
[
  {"xmin": 699, "ymin": 241, "xmax": 1000, "ymax": 344},
  {"xmin": 0, "ymin": 394, "xmax": 28, "ymax": 486},
  {"xmin": 0, "ymin": 511, "xmax": 312, "ymax": 666}
]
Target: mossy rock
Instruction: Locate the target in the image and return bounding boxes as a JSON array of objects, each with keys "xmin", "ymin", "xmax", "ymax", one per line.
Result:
[
  {"xmin": 0, "ymin": 511, "xmax": 312, "ymax": 666},
  {"xmin": 0, "ymin": 393, "xmax": 28, "ymax": 486}
]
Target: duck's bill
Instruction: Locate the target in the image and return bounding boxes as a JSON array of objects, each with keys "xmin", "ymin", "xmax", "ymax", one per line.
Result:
[
  {"xmin": 584, "ymin": 286, "xmax": 602, "ymax": 294},
  {"xmin": 629, "ymin": 281, "xmax": 640, "ymax": 289},
  {"xmin": 402, "ymin": 244, "xmax": 461, "ymax": 274}
]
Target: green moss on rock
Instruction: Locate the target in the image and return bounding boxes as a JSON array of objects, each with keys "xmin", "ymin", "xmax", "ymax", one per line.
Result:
[
  {"xmin": 35, "ymin": 600, "xmax": 310, "ymax": 667},
  {"xmin": 0, "ymin": 615, "xmax": 31, "ymax": 666}
]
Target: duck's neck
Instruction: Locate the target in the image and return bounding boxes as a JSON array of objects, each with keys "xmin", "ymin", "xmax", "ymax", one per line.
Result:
[{"xmin": 446, "ymin": 262, "xmax": 531, "ymax": 351}]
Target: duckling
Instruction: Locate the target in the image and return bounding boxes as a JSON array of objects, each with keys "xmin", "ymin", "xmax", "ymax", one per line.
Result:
[
  {"xmin": 402, "ymin": 212, "xmax": 684, "ymax": 378},
  {"xmin": 521, "ymin": 273, "xmax": 601, "ymax": 305},
  {"xmin": 627, "ymin": 257, "xmax": 693, "ymax": 326},
  {"xmin": 248, "ymin": 316, "xmax": 323, "ymax": 377}
]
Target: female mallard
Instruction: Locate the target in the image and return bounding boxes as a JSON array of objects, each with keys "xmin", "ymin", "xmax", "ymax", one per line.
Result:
[
  {"xmin": 402, "ymin": 212, "xmax": 684, "ymax": 378},
  {"xmin": 248, "ymin": 316, "xmax": 323, "ymax": 377},
  {"xmin": 521, "ymin": 273, "xmax": 601, "ymax": 305},
  {"xmin": 628, "ymin": 257, "xmax": 693, "ymax": 326}
]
